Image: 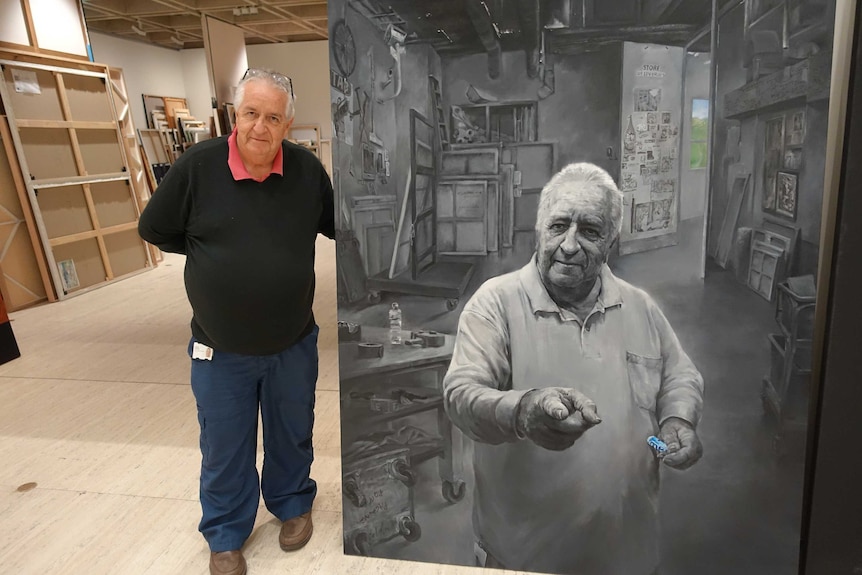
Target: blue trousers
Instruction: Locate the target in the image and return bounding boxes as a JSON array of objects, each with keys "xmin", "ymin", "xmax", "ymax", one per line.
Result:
[{"xmin": 188, "ymin": 326, "xmax": 319, "ymax": 552}]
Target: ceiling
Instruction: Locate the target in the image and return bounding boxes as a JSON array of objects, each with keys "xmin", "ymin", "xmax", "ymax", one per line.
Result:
[
  {"xmin": 80, "ymin": 0, "xmax": 721, "ymax": 54},
  {"xmin": 347, "ymin": 0, "xmax": 717, "ymax": 58},
  {"xmin": 81, "ymin": 0, "xmax": 328, "ymax": 50}
]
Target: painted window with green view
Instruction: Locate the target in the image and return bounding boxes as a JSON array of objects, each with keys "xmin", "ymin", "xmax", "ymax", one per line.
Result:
[{"xmin": 691, "ymin": 98, "xmax": 709, "ymax": 169}]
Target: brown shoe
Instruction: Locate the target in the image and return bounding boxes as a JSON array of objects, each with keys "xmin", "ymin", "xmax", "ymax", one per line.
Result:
[
  {"xmin": 279, "ymin": 511, "xmax": 313, "ymax": 551},
  {"xmin": 209, "ymin": 550, "xmax": 247, "ymax": 575}
]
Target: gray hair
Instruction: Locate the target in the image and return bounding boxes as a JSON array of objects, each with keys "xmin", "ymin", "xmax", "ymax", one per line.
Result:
[
  {"xmin": 234, "ymin": 68, "xmax": 296, "ymax": 123},
  {"xmin": 535, "ymin": 162, "xmax": 624, "ymax": 236}
]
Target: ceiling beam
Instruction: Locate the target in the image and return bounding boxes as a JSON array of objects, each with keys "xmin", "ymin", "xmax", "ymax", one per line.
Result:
[
  {"xmin": 549, "ymin": 22, "xmax": 699, "ymax": 46},
  {"xmin": 257, "ymin": 0, "xmax": 327, "ymax": 37},
  {"xmin": 641, "ymin": 0, "xmax": 684, "ymax": 24}
]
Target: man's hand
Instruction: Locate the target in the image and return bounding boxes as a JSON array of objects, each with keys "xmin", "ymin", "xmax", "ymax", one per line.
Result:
[
  {"xmin": 658, "ymin": 417, "xmax": 703, "ymax": 469},
  {"xmin": 516, "ymin": 388, "xmax": 601, "ymax": 451}
]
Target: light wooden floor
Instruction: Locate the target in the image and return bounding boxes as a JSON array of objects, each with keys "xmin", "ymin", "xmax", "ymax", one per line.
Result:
[{"xmin": 0, "ymin": 237, "xmax": 517, "ymax": 575}]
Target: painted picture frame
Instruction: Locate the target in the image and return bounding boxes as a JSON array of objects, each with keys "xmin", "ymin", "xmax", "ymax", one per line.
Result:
[
  {"xmin": 327, "ymin": 0, "xmax": 845, "ymax": 573},
  {"xmin": 775, "ymin": 170, "xmax": 798, "ymax": 220}
]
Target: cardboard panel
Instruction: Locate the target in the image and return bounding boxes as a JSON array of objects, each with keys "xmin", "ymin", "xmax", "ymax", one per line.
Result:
[
  {"xmin": 77, "ymin": 129, "xmax": 125, "ymax": 175},
  {"xmin": 3, "ymin": 228, "xmax": 47, "ymax": 302},
  {"xmin": 90, "ymin": 180, "xmax": 136, "ymax": 228},
  {"xmin": 104, "ymin": 229, "xmax": 147, "ymax": 278},
  {"xmin": 52, "ymin": 239, "xmax": 106, "ymax": 293},
  {"xmin": 63, "ymin": 75, "xmax": 114, "ymax": 123},
  {"xmin": 18, "ymin": 128, "xmax": 77, "ymax": 179},
  {"xmin": 0, "ymin": 142, "xmax": 24, "ymax": 221},
  {"xmin": 2, "ymin": 67, "xmax": 64, "ymax": 121},
  {"xmin": 37, "ymin": 184, "xmax": 92, "ymax": 239}
]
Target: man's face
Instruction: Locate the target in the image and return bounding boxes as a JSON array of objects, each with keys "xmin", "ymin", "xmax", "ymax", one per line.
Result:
[
  {"xmin": 235, "ymin": 80, "xmax": 292, "ymax": 163},
  {"xmin": 536, "ymin": 185, "xmax": 617, "ymax": 294}
]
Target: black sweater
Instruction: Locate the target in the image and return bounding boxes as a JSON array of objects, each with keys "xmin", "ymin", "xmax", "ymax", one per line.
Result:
[{"xmin": 138, "ymin": 137, "xmax": 335, "ymax": 355}]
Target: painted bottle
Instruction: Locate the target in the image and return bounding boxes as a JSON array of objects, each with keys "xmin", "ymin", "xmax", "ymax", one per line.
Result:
[
  {"xmin": 389, "ymin": 302, "xmax": 403, "ymax": 345},
  {"xmin": 624, "ymin": 115, "xmax": 636, "ymax": 154}
]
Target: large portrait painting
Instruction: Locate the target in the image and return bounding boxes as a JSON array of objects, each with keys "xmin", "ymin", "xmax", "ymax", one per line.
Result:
[{"xmin": 328, "ymin": 0, "xmax": 842, "ymax": 573}]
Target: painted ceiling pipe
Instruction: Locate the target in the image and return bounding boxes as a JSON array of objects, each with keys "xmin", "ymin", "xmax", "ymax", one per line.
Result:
[
  {"xmin": 377, "ymin": 24, "xmax": 406, "ymax": 102},
  {"xmin": 517, "ymin": 0, "xmax": 543, "ymax": 78},
  {"xmin": 465, "ymin": 0, "xmax": 502, "ymax": 79}
]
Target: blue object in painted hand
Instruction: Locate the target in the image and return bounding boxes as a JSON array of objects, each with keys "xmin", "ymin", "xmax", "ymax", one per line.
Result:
[{"xmin": 647, "ymin": 435, "xmax": 668, "ymax": 454}]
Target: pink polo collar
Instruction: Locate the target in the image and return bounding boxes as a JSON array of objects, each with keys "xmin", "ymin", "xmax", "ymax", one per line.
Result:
[{"xmin": 227, "ymin": 129, "xmax": 284, "ymax": 182}]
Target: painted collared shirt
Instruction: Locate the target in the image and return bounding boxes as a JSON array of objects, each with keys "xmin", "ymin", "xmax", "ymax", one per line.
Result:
[
  {"xmin": 442, "ymin": 256, "xmax": 704, "ymax": 575},
  {"xmin": 227, "ymin": 128, "xmax": 284, "ymax": 182}
]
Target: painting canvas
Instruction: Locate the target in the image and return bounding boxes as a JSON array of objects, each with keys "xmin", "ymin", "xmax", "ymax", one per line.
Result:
[{"xmin": 328, "ymin": 0, "xmax": 841, "ymax": 573}]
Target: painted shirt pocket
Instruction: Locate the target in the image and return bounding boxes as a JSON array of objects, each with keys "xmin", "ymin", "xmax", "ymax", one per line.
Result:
[{"xmin": 626, "ymin": 351, "xmax": 663, "ymax": 412}]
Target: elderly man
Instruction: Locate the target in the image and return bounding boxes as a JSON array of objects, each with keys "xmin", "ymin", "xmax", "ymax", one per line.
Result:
[
  {"xmin": 139, "ymin": 69, "xmax": 334, "ymax": 575},
  {"xmin": 443, "ymin": 162, "xmax": 703, "ymax": 575}
]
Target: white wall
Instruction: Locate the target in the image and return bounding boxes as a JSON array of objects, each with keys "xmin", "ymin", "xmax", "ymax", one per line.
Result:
[
  {"xmin": 87, "ymin": 33, "xmax": 332, "ymax": 141},
  {"xmin": 247, "ymin": 41, "xmax": 332, "ymax": 139},
  {"xmin": 88, "ymin": 32, "xmax": 188, "ymax": 131},
  {"xmin": 89, "ymin": 33, "xmax": 216, "ymax": 130}
]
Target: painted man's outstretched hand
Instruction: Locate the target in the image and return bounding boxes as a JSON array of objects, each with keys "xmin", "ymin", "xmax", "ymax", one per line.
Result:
[
  {"xmin": 516, "ymin": 388, "xmax": 602, "ymax": 451},
  {"xmin": 658, "ymin": 417, "xmax": 703, "ymax": 469}
]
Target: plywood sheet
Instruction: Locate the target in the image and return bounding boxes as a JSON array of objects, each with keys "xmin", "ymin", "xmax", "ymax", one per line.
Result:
[
  {"xmin": 37, "ymin": 184, "xmax": 92, "ymax": 239},
  {"xmin": 19, "ymin": 127, "xmax": 77, "ymax": 179},
  {"xmin": 77, "ymin": 129, "xmax": 124, "ymax": 175},
  {"xmin": 3, "ymin": 229, "xmax": 47, "ymax": 301},
  {"xmin": 90, "ymin": 180, "xmax": 136, "ymax": 228},
  {"xmin": 63, "ymin": 75, "xmax": 113, "ymax": 123},
  {"xmin": 0, "ymin": 147, "xmax": 23, "ymax": 221},
  {"xmin": 52, "ymin": 239, "xmax": 105, "ymax": 293},
  {"xmin": 2, "ymin": 68, "xmax": 64, "ymax": 121},
  {"xmin": 0, "ymin": 222, "xmax": 15, "ymax": 250},
  {"xmin": 103, "ymin": 229, "xmax": 147, "ymax": 278},
  {"xmin": 0, "ymin": 114, "xmax": 52, "ymax": 307}
]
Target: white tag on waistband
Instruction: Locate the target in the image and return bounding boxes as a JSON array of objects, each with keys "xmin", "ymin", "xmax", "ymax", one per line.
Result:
[{"xmin": 192, "ymin": 342, "xmax": 213, "ymax": 361}]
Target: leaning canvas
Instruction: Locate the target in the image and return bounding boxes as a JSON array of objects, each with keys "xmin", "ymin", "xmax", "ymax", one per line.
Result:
[{"xmin": 327, "ymin": 0, "xmax": 843, "ymax": 573}]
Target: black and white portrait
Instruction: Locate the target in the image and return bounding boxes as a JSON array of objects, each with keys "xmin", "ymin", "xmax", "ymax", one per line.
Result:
[{"xmin": 328, "ymin": 0, "xmax": 838, "ymax": 573}]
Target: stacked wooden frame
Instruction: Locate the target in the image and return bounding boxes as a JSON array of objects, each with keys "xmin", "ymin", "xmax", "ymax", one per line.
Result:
[{"xmin": 0, "ymin": 52, "xmax": 152, "ymax": 301}]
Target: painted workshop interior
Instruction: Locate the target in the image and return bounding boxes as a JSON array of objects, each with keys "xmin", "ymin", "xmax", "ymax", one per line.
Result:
[{"xmin": 330, "ymin": 0, "xmax": 836, "ymax": 572}]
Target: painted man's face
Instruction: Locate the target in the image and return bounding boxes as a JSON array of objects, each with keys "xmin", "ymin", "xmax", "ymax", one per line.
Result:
[{"xmin": 536, "ymin": 185, "xmax": 616, "ymax": 295}]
